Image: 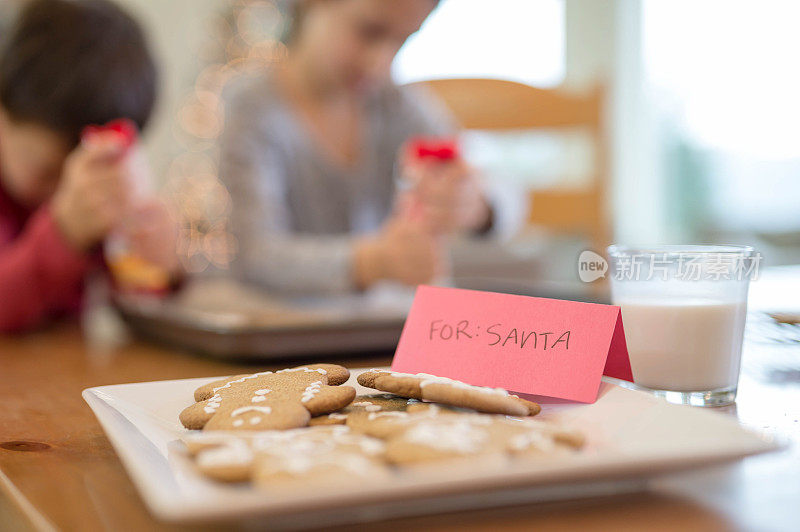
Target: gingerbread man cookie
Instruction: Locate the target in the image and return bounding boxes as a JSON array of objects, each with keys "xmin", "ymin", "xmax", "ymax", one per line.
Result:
[
  {"xmin": 357, "ymin": 369, "xmax": 541, "ymax": 417},
  {"xmin": 193, "ymin": 363, "xmax": 350, "ymax": 402},
  {"xmin": 180, "ymin": 364, "xmax": 355, "ymax": 431}
]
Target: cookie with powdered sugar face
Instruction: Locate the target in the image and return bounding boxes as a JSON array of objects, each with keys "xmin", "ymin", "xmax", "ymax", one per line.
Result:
[
  {"xmin": 179, "ymin": 364, "xmax": 355, "ymax": 431},
  {"xmin": 356, "ymin": 369, "xmax": 541, "ymax": 417},
  {"xmin": 308, "ymin": 393, "xmax": 412, "ymax": 426}
]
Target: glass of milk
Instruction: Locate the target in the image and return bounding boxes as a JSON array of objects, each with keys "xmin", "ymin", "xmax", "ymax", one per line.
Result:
[{"xmin": 607, "ymin": 245, "xmax": 756, "ymax": 407}]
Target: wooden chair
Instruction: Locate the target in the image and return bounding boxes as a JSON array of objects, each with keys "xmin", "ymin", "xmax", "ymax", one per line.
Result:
[{"xmin": 408, "ymin": 78, "xmax": 610, "ymax": 252}]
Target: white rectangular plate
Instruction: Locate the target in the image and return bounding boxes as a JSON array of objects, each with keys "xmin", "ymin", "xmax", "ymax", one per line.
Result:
[{"xmin": 83, "ymin": 369, "xmax": 780, "ymax": 526}]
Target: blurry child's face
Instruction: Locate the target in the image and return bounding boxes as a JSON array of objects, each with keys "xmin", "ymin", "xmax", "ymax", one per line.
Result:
[
  {"xmin": 0, "ymin": 108, "xmax": 71, "ymax": 208},
  {"xmin": 298, "ymin": 0, "xmax": 436, "ymax": 93}
]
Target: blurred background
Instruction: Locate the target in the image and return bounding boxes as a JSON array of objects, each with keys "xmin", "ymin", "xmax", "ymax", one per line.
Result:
[{"xmin": 4, "ymin": 0, "xmax": 797, "ymax": 285}]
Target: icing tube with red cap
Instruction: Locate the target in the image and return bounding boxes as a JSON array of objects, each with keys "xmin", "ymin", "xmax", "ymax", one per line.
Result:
[
  {"xmin": 396, "ymin": 136, "xmax": 461, "ymax": 285},
  {"xmin": 82, "ymin": 119, "xmax": 170, "ymax": 293},
  {"xmin": 399, "ymin": 136, "xmax": 462, "ymax": 222}
]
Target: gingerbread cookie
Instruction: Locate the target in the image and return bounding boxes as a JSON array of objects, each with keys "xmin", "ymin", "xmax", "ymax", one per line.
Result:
[
  {"xmin": 383, "ymin": 414, "xmax": 500, "ymax": 464},
  {"xmin": 252, "ymin": 425, "xmax": 388, "ymax": 487},
  {"xmin": 184, "ymin": 425, "xmax": 388, "ymax": 485},
  {"xmin": 405, "ymin": 402, "xmax": 476, "ymax": 416},
  {"xmin": 193, "ymin": 437, "xmax": 255, "ymax": 482},
  {"xmin": 346, "ymin": 408, "xmax": 583, "ymax": 465},
  {"xmin": 308, "ymin": 393, "xmax": 412, "ymax": 426},
  {"xmin": 193, "ymin": 363, "xmax": 350, "ymax": 402},
  {"xmin": 180, "ymin": 364, "xmax": 355, "ymax": 431},
  {"xmin": 345, "ymin": 408, "xmax": 441, "ymax": 440},
  {"xmin": 357, "ymin": 370, "xmax": 540, "ymax": 417}
]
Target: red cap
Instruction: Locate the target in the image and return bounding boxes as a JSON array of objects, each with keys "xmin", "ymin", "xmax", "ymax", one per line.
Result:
[
  {"xmin": 81, "ymin": 118, "xmax": 138, "ymax": 150},
  {"xmin": 408, "ymin": 136, "xmax": 460, "ymax": 162}
]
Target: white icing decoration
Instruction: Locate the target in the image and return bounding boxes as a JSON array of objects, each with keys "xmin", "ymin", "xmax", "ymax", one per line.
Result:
[
  {"xmin": 376, "ymin": 370, "xmax": 510, "ymax": 397},
  {"xmin": 251, "ymin": 396, "xmax": 267, "ymax": 403},
  {"xmin": 254, "ymin": 389, "xmax": 270, "ymax": 395},
  {"xmin": 250, "ymin": 416, "xmax": 262, "ymax": 425},
  {"xmin": 404, "ymin": 420, "xmax": 488, "ymax": 453},
  {"xmin": 231, "ymin": 405, "xmax": 272, "ymax": 417},
  {"xmin": 364, "ymin": 404, "xmax": 381, "ymax": 412},
  {"xmin": 367, "ymin": 411, "xmax": 408, "ymax": 421},
  {"xmin": 509, "ymin": 431, "xmax": 556, "ymax": 452},
  {"xmin": 233, "ymin": 419, "xmax": 244, "ymax": 427},
  {"xmin": 300, "ymin": 380, "xmax": 323, "ymax": 403},
  {"xmin": 328, "ymin": 413, "xmax": 347, "ymax": 420},
  {"xmin": 351, "ymin": 402, "xmax": 372, "ymax": 406},
  {"xmin": 189, "ymin": 428, "xmax": 387, "ymax": 478},
  {"xmin": 354, "ymin": 437, "xmax": 385, "ymax": 455},
  {"xmin": 272, "ymin": 453, "xmax": 372, "ymax": 476},
  {"xmin": 277, "ymin": 367, "xmax": 327, "ymax": 375},
  {"xmin": 212, "ymin": 371, "xmax": 273, "ymax": 393},
  {"xmin": 197, "ymin": 440, "xmax": 253, "ymax": 468},
  {"xmin": 203, "ymin": 394, "xmax": 223, "ymax": 414}
]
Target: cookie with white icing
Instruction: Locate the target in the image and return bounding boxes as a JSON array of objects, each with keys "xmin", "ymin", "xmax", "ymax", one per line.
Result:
[
  {"xmin": 308, "ymin": 393, "xmax": 412, "ymax": 426},
  {"xmin": 357, "ymin": 369, "xmax": 541, "ymax": 417},
  {"xmin": 193, "ymin": 364, "xmax": 350, "ymax": 402},
  {"xmin": 184, "ymin": 411, "xmax": 584, "ymax": 483},
  {"xmin": 499, "ymin": 417, "xmax": 585, "ymax": 458},
  {"xmin": 252, "ymin": 425, "xmax": 389, "ymax": 487},
  {"xmin": 193, "ymin": 437, "xmax": 255, "ymax": 482},
  {"xmin": 179, "ymin": 364, "xmax": 355, "ymax": 431},
  {"xmin": 383, "ymin": 417, "xmax": 581, "ymax": 465},
  {"xmin": 185, "ymin": 425, "xmax": 388, "ymax": 484},
  {"xmin": 383, "ymin": 414, "xmax": 501, "ymax": 464},
  {"xmin": 347, "ymin": 409, "xmax": 584, "ymax": 465},
  {"xmin": 345, "ymin": 408, "xmax": 442, "ymax": 439},
  {"xmin": 345, "ymin": 403, "xmax": 490, "ymax": 440},
  {"xmin": 405, "ymin": 401, "xmax": 476, "ymax": 415}
]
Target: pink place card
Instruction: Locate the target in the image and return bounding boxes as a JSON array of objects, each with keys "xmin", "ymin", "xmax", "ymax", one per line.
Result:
[{"xmin": 391, "ymin": 285, "xmax": 633, "ymax": 403}]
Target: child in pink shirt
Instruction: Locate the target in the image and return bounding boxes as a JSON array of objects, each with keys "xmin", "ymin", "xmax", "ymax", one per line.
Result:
[{"xmin": 0, "ymin": 0, "xmax": 175, "ymax": 332}]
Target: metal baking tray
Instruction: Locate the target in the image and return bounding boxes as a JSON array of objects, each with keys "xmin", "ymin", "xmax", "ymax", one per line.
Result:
[{"xmin": 113, "ymin": 278, "xmax": 410, "ymax": 359}]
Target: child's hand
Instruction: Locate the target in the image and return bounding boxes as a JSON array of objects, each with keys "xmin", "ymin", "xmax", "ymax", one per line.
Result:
[
  {"xmin": 354, "ymin": 214, "xmax": 443, "ymax": 289},
  {"xmin": 403, "ymin": 157, "xmax": 491, "ymax": 234},
  {"xmin": 52, "ymin": 134, "xmax": 130, "ymax": 250}
]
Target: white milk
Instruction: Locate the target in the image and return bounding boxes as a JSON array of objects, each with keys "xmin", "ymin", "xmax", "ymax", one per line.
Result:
[{"xmin": 618, "ymin": 300, "xmax": 747, "ymax": 391}]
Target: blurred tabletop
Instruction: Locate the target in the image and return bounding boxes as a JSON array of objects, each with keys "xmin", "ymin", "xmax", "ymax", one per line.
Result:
[{"xmin": 1, "ymin": 270, "xmax": 799, "ymax": 531}]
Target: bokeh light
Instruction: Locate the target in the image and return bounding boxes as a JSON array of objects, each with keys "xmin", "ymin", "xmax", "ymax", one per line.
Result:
[{"xmin": 165, "ymin": 0, "xmax": 286, "ymax": 272}]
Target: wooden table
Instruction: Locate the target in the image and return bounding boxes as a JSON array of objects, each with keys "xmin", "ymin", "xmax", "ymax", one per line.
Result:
[{"xmin": 1, "ymin": 285, "xmax": 799, "ymax": 530}]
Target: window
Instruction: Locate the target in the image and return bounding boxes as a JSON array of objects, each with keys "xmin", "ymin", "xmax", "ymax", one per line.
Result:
[
  {"xmin": 393, "ymin": 0, "xmax": 565, "ymax": 87},
  {"xmin": 643, "ymin": 0, "xmax": 800, "ymax": 234}
]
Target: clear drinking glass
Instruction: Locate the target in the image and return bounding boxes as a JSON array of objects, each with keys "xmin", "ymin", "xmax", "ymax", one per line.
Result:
[{"xmin": 607, "ymin": 245, "xmax": 756, "ymax": 407}]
